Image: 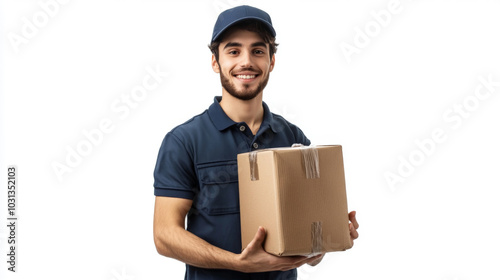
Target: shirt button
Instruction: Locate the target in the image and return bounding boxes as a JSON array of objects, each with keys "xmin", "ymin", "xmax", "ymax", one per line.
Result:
[
  {"xmin": 240, "ymin": 126, "xmax": 246, "ymax": 132},
  {"xmin": 253, "ymin": 143, "xmax": 259, "ymax": 149}
]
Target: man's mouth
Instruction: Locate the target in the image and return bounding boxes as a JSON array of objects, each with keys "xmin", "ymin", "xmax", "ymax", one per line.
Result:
[{"xmin": 234, "ymin": 74, "xmax": 259, "ymax": 80}]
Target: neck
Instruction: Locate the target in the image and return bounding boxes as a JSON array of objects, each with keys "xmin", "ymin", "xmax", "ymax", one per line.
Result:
[{"xmin": 219, "ymin": 91, "xmax": 264, "ymax": 135}]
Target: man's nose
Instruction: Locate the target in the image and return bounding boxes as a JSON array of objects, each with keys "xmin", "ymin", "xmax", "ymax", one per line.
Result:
[{"xmin": 239, "ymin": 50, "xmax": 254, "ymax": 68}]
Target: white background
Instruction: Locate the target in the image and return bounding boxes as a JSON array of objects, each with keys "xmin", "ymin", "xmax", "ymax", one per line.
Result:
[{"xmin": 1, "ymin": 0, "xmax": 500, "ymax": 279}]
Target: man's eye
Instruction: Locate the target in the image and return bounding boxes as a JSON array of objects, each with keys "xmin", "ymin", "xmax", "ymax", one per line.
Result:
[
  {"xmin": 254, "ymin": 50, "xmax": 264, "ymax": 54},
  {"xmin": 228, "ymin": 50, "xmax": 239, "ymax": 55}
]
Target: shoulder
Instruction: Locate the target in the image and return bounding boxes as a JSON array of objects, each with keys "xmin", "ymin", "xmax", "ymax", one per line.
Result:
[
  {"xmin": 270, "ymin": 112, "xmax": 311, "ymax": 145},
  {"xmin": 156, "ymin": 110, "xmax": 210, "ymax": 154},
  {"xmin": 168, "ymin": 110, "xmax": 210, "ymax": 139}
]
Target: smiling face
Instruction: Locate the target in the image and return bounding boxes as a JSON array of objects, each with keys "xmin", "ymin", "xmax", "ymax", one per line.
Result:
[{"xmin": 212, "ymin": 29, "xmax": 275, "ymax": 101}]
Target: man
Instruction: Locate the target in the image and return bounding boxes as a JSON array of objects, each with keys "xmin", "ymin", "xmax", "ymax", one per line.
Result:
[{"xmin": 153, "ymin": 5, "xmax": 359, "ymax": 279}]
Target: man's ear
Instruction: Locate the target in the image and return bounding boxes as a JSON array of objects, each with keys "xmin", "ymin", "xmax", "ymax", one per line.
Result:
[
  {"xmin": 269, "ymin": 54, "xmax": 275, "ymax": 72},
  {"xmin": 211, "ymin": 54, "xmax": 220, "ymax": 73}
]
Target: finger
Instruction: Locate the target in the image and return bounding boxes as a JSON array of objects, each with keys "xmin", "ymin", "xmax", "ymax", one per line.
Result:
[
  {"xmin": 307, "ymin": 254, "xmax": 324, "ymax": 266},
  {"xmin": 288, "ymin": 255, "xmax": 310, "ymax": 265},
  {"xmin": 271, "ymin": 255, "xmax": 308, "ymax": 271},
  {"xmin": 247, "ymin": 226, "xmax": 266, "ymax": 250},
  {"xmin": 296, "ymin": 254, "xmax": 322, "ymax": 268},
  {"xmin": 349, "ymin": 224, "xmax": 359, "ymax": 240},
  {"xmin": 310, "ymin": 253, "xmax": 323, "ymax": 259},
  {"xmin": 308, "ymin": 254, "xmax": 323, "ymax": 262},
  {"xmin": 298, "ymin": 254, "xmax": 322, "ymax": 265},
  {"xmin": 349, "ymin": 211, "xmax": 359, "ymax": 229},
  {"xmin": 277, "ymin": 254, "xmax": 322, "ymax": 271}
]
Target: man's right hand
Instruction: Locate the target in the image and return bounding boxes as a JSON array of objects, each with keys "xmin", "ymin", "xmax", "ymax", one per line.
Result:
[{"xmin": 235, "ymin": 226, "xmax": 323, "ymax": 273}]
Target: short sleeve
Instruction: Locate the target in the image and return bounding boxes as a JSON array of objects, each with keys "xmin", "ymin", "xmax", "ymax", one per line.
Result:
[
  {"xmin": 290, "ymin": 124, "xmax": 311, "ymax": 146},
  {"xmin": 153, "ymin": 132, "xmax": 197, "ymax": 199}
]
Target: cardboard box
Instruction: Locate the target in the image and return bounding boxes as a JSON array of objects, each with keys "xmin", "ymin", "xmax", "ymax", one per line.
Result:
[{"xmin": 237, "ymin": 145, "xmax": 352, "ymax": 256}]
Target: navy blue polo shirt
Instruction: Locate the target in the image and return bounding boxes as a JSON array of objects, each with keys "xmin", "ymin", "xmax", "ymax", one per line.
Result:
[{"xmin": 154, "ymin": 96, "xmax": 310, "ymax": 280}]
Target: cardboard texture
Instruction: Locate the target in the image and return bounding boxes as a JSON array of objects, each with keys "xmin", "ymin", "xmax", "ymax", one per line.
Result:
[{"xmin": 237, "ymin": 145, "xmax": 352, "ymax": 256}]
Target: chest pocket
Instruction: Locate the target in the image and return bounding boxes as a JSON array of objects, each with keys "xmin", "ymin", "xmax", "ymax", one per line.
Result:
[{"xmin": 196, "ymin": 160, "xmax": 240, "ymax": 215}]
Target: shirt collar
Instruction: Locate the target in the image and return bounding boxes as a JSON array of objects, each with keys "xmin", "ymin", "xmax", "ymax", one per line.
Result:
[
  {"xmin": 208, "ymin": 96, "xmax": 279, "ymax": 133},
  {"xmin": 262, "ymin": 100, "xmax": 280, "ymax": 134}
]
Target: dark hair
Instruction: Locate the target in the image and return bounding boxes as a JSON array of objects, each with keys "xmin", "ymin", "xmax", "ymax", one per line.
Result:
[{"xmin": 208, "ymin": 19, "xmax": 278, "ymax": 63}]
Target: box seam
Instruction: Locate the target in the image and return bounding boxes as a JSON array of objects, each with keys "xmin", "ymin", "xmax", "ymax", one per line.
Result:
[{"xmin": 272, "ymin": 151, "xmax": 285, "ymax": 255}]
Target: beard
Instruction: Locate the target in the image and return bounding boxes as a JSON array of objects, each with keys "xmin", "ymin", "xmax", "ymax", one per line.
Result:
[{"xmin": 219, "ymin": 67, "xmax": 270, "ymax": 101}]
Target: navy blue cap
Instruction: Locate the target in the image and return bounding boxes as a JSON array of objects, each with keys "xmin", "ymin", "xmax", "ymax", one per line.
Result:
[{"xmin": 211, "ymin": 5, "xmax": 276, "ymax": 43}]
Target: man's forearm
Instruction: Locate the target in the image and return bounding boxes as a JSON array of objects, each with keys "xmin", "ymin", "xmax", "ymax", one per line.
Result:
[{"xmin": 154, "ymin": 226, "xmax": 241, "ymax": 271}]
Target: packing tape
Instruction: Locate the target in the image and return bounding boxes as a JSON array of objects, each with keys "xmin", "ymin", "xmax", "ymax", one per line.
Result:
[
  {"xmin": 292, "ymin": 144, "xmax": 320, "ymax": 179},
  {"xmin": 249, "ymin": 151, "xmax": 259, "ymax": 181},
  {"xmin": 311, "ymin": 221, "xmax": 323, "ymax": 254}
]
